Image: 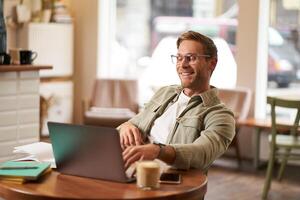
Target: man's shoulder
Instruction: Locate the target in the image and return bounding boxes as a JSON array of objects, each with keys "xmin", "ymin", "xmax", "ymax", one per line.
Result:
[
  {"xmin": 200, "ymin": 87, "xmax": 221, "ymax": 107},
  {"xmin": 201, "ymin": 87, "xmax": 235, "ymax": 117}
]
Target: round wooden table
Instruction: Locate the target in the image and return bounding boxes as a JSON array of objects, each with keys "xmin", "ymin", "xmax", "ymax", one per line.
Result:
[{"xmin": 0, "ymin": 169, "xmax": 207, "ymax": 200}]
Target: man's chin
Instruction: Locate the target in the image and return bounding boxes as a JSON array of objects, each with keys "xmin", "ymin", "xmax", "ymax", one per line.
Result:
[{"xmin": 180, "ymin": 81, "xmax": 192, "ymax": 88}]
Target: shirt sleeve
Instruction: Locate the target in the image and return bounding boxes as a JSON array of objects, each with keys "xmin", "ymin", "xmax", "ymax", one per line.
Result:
[{"xmin": 170, "ymin": 108, "xmax": 235, "ymax": 170}]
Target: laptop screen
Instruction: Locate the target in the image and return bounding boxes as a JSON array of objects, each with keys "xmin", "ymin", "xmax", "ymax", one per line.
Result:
[{"xmin": 48, "ymin": 122, "xmax": 134, "ymax": 182}]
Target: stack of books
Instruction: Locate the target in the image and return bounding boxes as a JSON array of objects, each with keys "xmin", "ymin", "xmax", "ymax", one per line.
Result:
[{"xmin": 0, "ymin": 161, "xmax": 51, "ymax": 184}]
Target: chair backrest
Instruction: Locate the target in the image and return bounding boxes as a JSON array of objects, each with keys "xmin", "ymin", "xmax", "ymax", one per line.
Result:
[
  {"xmin": 218, "ymin": 87, "xmax": 252, "ymax": 121},
  {"xmin": 267, "ymin": 96, "xmax": 300, "ymax": 137},
  {"xmin": 90, "ymin": 79, "xmax": 139, "ymax": 113}
]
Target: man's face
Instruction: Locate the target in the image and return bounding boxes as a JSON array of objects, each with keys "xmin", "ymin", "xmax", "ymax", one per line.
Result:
[{"xmin": 176, "ymin": 40, "xmax": 216, "ymax": 93}]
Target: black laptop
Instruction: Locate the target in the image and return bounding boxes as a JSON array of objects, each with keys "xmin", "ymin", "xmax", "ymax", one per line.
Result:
[{"xmin": 48, "ymin": 122, "xmax": 135, "ymax": 183}]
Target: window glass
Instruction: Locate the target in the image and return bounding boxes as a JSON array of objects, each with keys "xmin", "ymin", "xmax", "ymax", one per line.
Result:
[
  {"xmin": 267, "ymin": 0, "xmax": 300, "ymax": 121},
  {"xmin": 114, "ymin": 0, "xmax": 238, "ymax": 105},
  {"xmin": 226, "ymin": 26, "xmax": 236, "ymax": 45},
  {"xmin": 100, "ymin": 0, "xmax": 300, "ymax": 120}
]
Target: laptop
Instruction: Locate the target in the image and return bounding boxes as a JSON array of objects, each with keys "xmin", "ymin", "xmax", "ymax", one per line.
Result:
[{"xmin": 48, "ymin": 122, "xmax": 135, "ymax": 183}]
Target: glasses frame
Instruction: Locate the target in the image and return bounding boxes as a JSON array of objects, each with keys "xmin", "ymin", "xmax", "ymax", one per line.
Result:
[{"xmin": 170, "ymin": 54, "xmax": 211, "ymax": 64}]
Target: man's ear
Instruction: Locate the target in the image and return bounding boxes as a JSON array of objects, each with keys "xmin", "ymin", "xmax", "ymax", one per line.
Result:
[{"xmin": 209, "ymin": 58, "xmax": 217, "ymax": 75}]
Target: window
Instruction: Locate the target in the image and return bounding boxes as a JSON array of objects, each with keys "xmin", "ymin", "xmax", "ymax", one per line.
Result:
[
  {"xmin": 105, "ymin": 0, "xmax": 238, "ymax": 105},
  {"xmin": 266, "ymin": 0, "xmax": 300, "ymax": 120}
]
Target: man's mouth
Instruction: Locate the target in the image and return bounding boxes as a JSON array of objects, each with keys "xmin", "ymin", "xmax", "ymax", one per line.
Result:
[{"xmin": 180, "ymin": 72, "xmax": 194, "ymax": 77}]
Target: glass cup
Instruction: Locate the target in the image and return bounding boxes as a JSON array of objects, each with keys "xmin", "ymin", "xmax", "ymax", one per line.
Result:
[{"xmin": 136, "ymin": 161, "xmax": 160, "ymax": 190}]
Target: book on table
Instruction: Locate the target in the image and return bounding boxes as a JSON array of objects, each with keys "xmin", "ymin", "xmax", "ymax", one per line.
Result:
[
  {"xmin": 12, "ymin": 142, "xmax": 56, "ymax": 168},
  {"xmin": 0, "ymin": 161, "xmax": 51, "ymax": 183}
]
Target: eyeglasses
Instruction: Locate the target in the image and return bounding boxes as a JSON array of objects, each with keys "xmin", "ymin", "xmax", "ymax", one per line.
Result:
[{"xmin": 170, "ymin": 54, "xmax": 211, "ymax": 64}]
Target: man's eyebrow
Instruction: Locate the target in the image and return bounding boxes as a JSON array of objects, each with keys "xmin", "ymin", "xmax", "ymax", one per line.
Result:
[{"xmin": 177, "ymin": 53, "xmax": 196, "ymax": 56}]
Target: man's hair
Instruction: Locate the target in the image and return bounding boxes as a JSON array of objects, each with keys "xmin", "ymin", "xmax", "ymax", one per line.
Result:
[{"xmin": 176, "ymin": 31, "xmax": 218, "ymax": 59}]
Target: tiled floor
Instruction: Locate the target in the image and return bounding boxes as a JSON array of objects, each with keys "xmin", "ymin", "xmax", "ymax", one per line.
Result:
[{"xmin": 206, "ymin": 159, "xmax": 300, "ymax": 200}]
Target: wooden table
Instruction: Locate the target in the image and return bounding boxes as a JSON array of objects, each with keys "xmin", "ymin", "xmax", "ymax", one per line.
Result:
[
  {"xmin": 238, "ymin": 118, "xmax": 299, "ymax": 169},
  {"xmin": 0, "ymin": 169, "xmax": 207, "ymax": 200}
]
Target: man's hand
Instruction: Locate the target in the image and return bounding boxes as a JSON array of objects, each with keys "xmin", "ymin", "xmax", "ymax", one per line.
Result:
[
  {"xmin": 119, "ymin": 122, "xmax": 144, "ymax": 149},
  {"xmin": 122, "ymin": 144, "xmax": 160, "ymax": 169}
]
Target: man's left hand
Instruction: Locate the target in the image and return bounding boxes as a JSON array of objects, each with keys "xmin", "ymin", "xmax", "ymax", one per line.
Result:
[{"xmin": 122, "ymin": 144, "xmax": 160, "ymax": 169}]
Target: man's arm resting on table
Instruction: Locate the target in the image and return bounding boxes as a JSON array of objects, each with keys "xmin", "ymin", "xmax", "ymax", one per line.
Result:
[
  {"xmin": 122, "ymin": 143, "xmax": 176, "ymax": 169},
  {"xmin": 169, "ymin": 110, "xmax": 236, "ymax": 170},
  {"xmin": 156, "ymin": 144, "xmax": 176, "ymax": 165}
]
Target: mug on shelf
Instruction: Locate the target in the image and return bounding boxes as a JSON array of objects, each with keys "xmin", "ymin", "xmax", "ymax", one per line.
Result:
[
  {"xmin": 20, "ymin": 50, "xmax": 38, "ymax": 65},
  {"xmin": 0, "ymin": 52, "xmax": 11, "ymax": 65}
]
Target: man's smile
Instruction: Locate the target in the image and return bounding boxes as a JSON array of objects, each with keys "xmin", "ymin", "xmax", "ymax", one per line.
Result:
[{"xmin": 179, "ymin": 71, "xmax": 194, "ymax": 77}]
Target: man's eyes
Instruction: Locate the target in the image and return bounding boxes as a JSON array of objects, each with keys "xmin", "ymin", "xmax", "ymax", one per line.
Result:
[
  {"xmin": 177, "ymin": 56, "xmax": 184, "ymax": 60},
  {"xmin": 177, "ymin": 55, "xmax": 196, "ymax": 61},
  {"xmin": 188, "ymin": 55, "xmax": 196, "ymax": 60}
]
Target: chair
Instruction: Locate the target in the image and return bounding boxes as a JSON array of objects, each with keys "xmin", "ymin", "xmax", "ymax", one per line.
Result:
[
  {"xmin": 82, "ymin": 79, "xmax": 139, "ymax": 128},
  {"xmin": 262, "ymin": 97, "xmax": 300, "ymax": 200},
  {"xmin": 218, "ymin": 87, "xmax": 252, "ymax": 166}
]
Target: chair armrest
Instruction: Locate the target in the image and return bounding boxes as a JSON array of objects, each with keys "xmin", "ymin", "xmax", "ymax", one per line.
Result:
[{"xmin": 82, "ymin": 98, "xmax": 91, "ymax": 122}]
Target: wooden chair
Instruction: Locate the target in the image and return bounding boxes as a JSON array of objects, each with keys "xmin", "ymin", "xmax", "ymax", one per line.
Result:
[
  {"xmin": 218, "ymin": 87, "xmax": 252, "ymax": 166},
  {"xmin": 262, "ymin": 96, "xmax": 300, "ymax": 200},
  {"xmin": 82, "ymin": 79, "xmax": 139, "ymax": 127}
]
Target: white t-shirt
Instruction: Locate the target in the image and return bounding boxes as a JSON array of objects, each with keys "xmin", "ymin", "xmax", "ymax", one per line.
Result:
[{"xmin": 149, "ymin": 91, "xmax": 191, "ymax": 144}]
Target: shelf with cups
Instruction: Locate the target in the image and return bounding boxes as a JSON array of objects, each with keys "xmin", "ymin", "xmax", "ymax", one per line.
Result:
[{"xmin": 0, "ymin": 65, "xmax": 52, "ymax": 72}]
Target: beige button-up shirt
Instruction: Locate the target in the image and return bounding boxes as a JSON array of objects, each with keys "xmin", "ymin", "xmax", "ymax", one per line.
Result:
[{"xmin": 128, "ymin": 85, "xmax": 235, "ymax": 171}]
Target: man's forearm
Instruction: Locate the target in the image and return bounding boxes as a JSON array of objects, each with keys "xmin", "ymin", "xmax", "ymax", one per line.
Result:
[{"xmin": 158, "ymin": 145, "xmax": 176, "ymax": 165}]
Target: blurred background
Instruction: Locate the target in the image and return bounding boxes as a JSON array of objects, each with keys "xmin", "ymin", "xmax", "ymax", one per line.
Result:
[{"xmin": 2, "ymin": 0, "xmax": 300, "ymax": 169}]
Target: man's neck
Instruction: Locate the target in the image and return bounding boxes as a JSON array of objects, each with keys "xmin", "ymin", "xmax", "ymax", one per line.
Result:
[{"xmin": 183, "ymin": 86, "xmax": 210, "ymax": 97}]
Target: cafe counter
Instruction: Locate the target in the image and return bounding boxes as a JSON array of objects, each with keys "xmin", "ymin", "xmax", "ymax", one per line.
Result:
[{"xmin": 0, "ymin": 65, "xmax": 52, "ymax": 162}]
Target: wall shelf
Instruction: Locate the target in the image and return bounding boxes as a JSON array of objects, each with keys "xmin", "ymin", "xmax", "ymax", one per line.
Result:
[{"xmin": 0, "ymin": 65, "xmax": 52, "ymax": 72}]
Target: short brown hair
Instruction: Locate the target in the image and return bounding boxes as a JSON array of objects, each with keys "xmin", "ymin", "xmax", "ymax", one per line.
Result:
[{"xmin": 176, "ymin": 31, "xmax": 218, "ymax": 59}]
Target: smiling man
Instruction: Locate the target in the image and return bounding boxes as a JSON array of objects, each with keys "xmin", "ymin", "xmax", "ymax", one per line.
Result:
[{"xmin": 119, "ymin": 31, "xmax": 235, "ymax": 171}]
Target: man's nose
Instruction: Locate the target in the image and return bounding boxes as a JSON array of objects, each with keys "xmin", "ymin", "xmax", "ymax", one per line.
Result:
[{"xmin": 181, "ymin": 58, "xmax": 190, "ymax": 67}]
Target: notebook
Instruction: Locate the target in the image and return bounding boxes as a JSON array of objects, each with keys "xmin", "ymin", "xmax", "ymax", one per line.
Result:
[
  {"xmin": 48, "ymin": 122, "xmax": 135, "ymax": 183},
  {"xmin": 0, "ymin": 161, "xmax": 51, "ymax": 183}
]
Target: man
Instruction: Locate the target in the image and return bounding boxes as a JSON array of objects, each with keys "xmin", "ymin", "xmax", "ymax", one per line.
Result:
[{"xmin": 119, "ymin": 31, "xmax": 235, "ymax": 171}]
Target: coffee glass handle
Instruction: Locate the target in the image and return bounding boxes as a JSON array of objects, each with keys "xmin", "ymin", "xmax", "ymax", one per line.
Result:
[{"xmin": 31, "ymin": 52, "xmax": 38, "ymax": 62}]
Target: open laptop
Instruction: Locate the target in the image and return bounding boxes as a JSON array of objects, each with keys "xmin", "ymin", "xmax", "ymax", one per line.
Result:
[{"xmin": 48, "ymin": 122, "xmax": 135, "ymax": 183}]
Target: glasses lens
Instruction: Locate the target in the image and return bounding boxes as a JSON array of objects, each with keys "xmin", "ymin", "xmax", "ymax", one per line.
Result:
[
  {"xmin": 171, "ymin": 54, "xmax": 209, "ymax": 64},
  {"xmin": 185, "ymin": 55, "xmax": 192, "ymax": 62}
]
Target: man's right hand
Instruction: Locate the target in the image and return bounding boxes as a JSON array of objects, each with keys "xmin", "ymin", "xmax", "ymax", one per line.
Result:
[{"xmin": 119, "ymin": 122, "xmax": 144, "ymax": 149}]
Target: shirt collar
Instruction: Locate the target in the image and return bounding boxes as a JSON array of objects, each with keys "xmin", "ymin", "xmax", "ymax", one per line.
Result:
[{"xmin": 174, "ymin": 85, "xmax": 220, "ymax": 106}]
